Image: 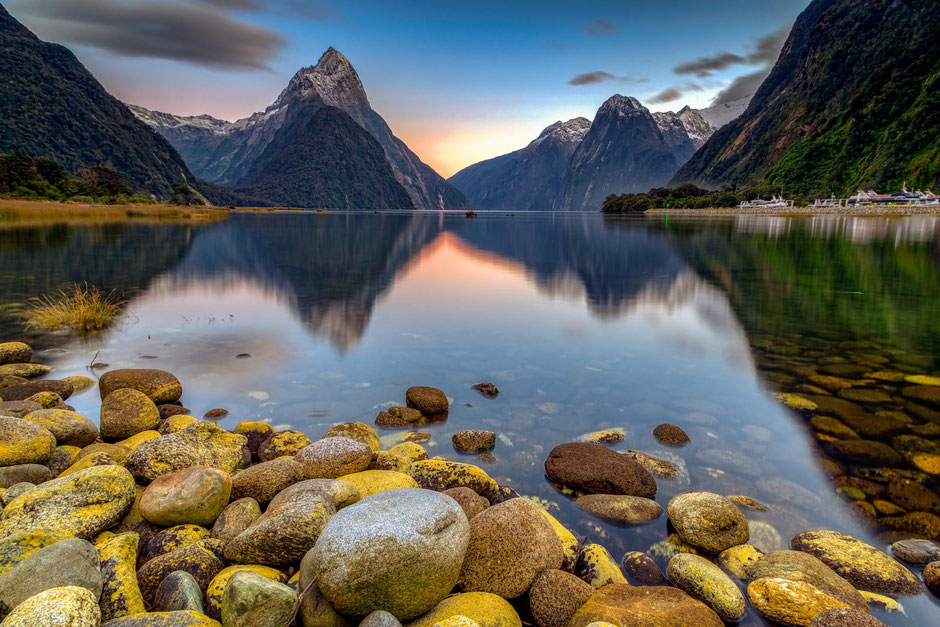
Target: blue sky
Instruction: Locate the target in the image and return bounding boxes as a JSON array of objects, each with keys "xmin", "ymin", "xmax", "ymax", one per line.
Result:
[{"xmin": 8, "ymin": 0, "xmax": 810, "ymax": 175}]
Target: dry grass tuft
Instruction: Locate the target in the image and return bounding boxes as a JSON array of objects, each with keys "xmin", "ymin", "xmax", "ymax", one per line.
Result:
[{"xmin": 23, "ymin": 283, "xmax": 126, "ymax": 333}]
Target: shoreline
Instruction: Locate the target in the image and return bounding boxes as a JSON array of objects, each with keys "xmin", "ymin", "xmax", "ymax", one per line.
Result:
[{"xmin": 643, "ymin": 206, "xmax": 940, "ymax": 216}]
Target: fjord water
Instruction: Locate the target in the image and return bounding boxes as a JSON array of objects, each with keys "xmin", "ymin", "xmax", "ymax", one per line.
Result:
[{"xmin": 2, "ymin": 212, "xmax": 939, "ymax": 623}]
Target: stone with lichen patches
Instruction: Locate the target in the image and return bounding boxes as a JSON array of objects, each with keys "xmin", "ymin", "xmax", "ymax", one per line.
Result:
[
  {"xmin": 790, "ymin": 530, "xmax": 921, "ymax": 594},
  {"xmin": 667, "ymin": 553, "xmax": 746, "ymax": 621},
  {"xmin": 95, "ymin": 531, "xmax": 146, "ymax": 622},
  {"xmin": 747, "ymin": 577, "xmax": 851, "ymax": 626},
  {"xmin": 453, "ymin": 430, "xmax": 497, "ymax": 453},
  {"xmin": 409, "ymin": 459, "xmax": 500, "ymax": 502},
  {"xmin": 224, "ymin": 491, "xmax": 334, "ymax": 566},
  {"xmin": 0, "ymin": 416, "xmax": 55, "ymax": 466},
  {"xmin": 210, "ymin": 498, "xmax": 261, "ymax": 544},
  {"xmin": 575, "ymin": 494, "xmax": 662, "ymax": 525},
  {"xmin": 159, "ymin": 415, "xmax": 201, "ymax": 435},
  {"xmin": 444, "ymin": 487, "xmax": 489, "ymax": 519},
  {"xmin": 100, "ymin": 610, "xmax": 221, "ymax": 625},
  {"xmin": 567, "ymin": 584, "xmax": 723, "ymax": 627},
  {"xmin": 257, "ymin": 430, "xmax": 311, "ymax": 461},
  {"xmin": 141, "ymin": 525, "xmax": 211, "ymax": 562},
  {"xmin": 124, "ymin": 422, "xmax": 249, "ymax": 483},
  {"xmin": 58, "ymin": 451, "xmax": 117, "ymax": 478},
  {"xmin": 717, "ymin": 544, "xmax": 763, "ymax": 579},
  {"xmin": 0, "ymin": 585, "xmax": 100, "ymax": 626},
  {"xmin": 233, "ymin": 421, "xmax": 273, "ymax": 455},
  {"xmin": 653, "ymin": 423, "xmax": 689, "ymax": 445},
  {"xmin": 575, "ymin": 543, "xmax": 626, "ymax": 588},
  {"xmin": 0, "ymin": 465, "xmax": 136, "ymax": 540},
  {"xmin": 809, "ymin": 608, "xmax": 888, "ymax": 626},
  {"xmin": 0, "ymin": 379, "xmax": 73, "ymax": 402},
  {"xmin": 99, "ymin": 369, "xmax": 182, "ymax": 404},
  {"xmin": 0, "ymin": 342, "xmax": 32, "ymax": 366},
  {"xmin": 221, "ymin": 570, "xmax": 297, "ymax": 627},
  {"xmin": 268, "ymin": 478, "xmax": 359, "ymax": 511},
  {"xmin": 667, "ymin": 491, "xmax": 749, "ymax": 554},
  {"xmin": 388, "ymin": 441, "xmax": 427, "ymax": 463},
  {"xmin": 0, "ymin": 529, "xmax": 73, "ymax": 575},
  {"xmin": 22, "ymin": 408, "xmax": 98, "ymax": 447},
  {"xmin": 727, "ymin": 495, "xmax": 770, "ymax": 511},
  {"xmin": 153, "ymin": 571, "xmax": 204, "ymax": 613},
  {"xmin": 339, "ymin": 469, "xmax": 418, "ymax": 499},
  {"xmin": 408, "ymin": 592, "xmax": 521, "ymax": 627},
  {"xmin": 231, "ymin": 457, "xmax": 303, "ymax": 503},
  {"xmin": 406, "ymin": 386, "xmax": 449, "ymax": 414},
  {"xmin": 295, "ymin": 437, "xmax": 372, "ymax": 480},
  {"xmin": 205, "ymin": 564, "xmax": 287, "ymax": 620},
  {"xmin": 24, "ymin": 390, "xmax": 63, "ymax": 408},
  {"xmin": 541, "ymin": 510, "xmax": 578, "ymax": 572},
  {"xmin": 621, "ymin": 551, "xmax": 666, "ymax": 585},
  {"xmin": 136, "ymin": 539, "xmax": 225, "ymax": 604},
  {"xmin": 321, "ymin": 421, "xmax": 381, "ymax": 452},
  {"xmin": 528, "ymin": 569, "xmax": 594, "ymax": 627},
  {"xmin": 0, "ymin": 363, "xmax": 51, "ymax": 379}
]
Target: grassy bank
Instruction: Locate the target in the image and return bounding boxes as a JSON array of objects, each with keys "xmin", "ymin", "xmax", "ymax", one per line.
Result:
[{"xmin": 0, "ymin": 198, "xmax": 231, "ymax": 225}]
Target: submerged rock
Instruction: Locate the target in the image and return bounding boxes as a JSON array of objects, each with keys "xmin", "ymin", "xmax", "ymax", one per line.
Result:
[
  {"xmin": 747, "ymin": 577, "xmax": 852, "ymax": 626},
  {"xmin": 747, "ymin": 550, "xmax": 867, "ymax": 611},
  {"xmin": 405, "ymin": 386, "xmax": 449, "ymax": 414},
  {"xmin": 891, "ymin": 538, "xmax": 940, "ymax": 564},
  {"xmin": 620, "ymin": 551, "xmax": 667, "ymax": 585},
  {"xmin": 544, "ymin": 443, "xmax": 656, "ymax": 497},
  {"xmin": 452, "ymin": 430, "xmax": 496, "ymax": 453},
  {"xmin": 471, "ymin": 382, "xmax": 499, "ymax": 398},
  {"xmin": 575, "ymin": 494, "xmax": 662, "ymax": 525},
  {"xmin": 652, "ymin": 423, "xmax": 689, "ymax": 446}
]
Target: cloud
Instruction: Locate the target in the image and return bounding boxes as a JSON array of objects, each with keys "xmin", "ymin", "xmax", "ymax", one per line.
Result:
[
  {"xmin": 672, "ymin": 24, "xmax": 791, "ymax": 78},
  {"xmin": 13, "ymin": 0, "xmax": 286, "ymax": 70},
  {"xmin": 583, "ymin": 19, "xmax": 615, "ymax": 37},
  {"xmin": 710, "ymin": 68, "xmax": 771, "ymax": 106},
  {"xmin": 648, "ymin": 88, "xmax": 682, "ymax": 104},
  {"xmin": 568, "ymin": 71, "xmax": 646, "ymax": 86},
  {"xmin": 196, "ymin": 0, "xmax": 335, "ymax": 20},
  {"xmin": 749, "ymin": 26, "xmax": 790, "ymax": 64},
  {"xmin": 674, "ymin": 52, "xmax": 747, "ymax": 78}
]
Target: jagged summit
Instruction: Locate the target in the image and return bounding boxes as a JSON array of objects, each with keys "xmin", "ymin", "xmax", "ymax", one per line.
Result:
[
  {"xmin": 531, "ymin": 117, "xmax": 592, "ymax": 147},
  {"xmin": 272, "ymin": 47, "xmax": 368, "ymax": 112},
  {"xmin": 598, "ymin": 95, "xmax": 645, "ymax": 116}
]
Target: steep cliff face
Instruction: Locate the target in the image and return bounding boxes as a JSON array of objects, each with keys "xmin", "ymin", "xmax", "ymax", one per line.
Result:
[
  {"xmin": 677, "ymin": 107, "xmax": 713, "ymax": 149},
  {"xmin": 131, "ymin": 48, "xmax": 467, "ymax": 209},
  {"xmin": 564, "ymin": 96, "xmax": 684, "ymax": 210},
  {"xmin": 448, "ymin": 118, "xmax": 590, "ymax": 210},
  {"xmin": 0, "ymin": 5, "xmax": 199, "ymax": 198},
  {"xmin": 673, "ymin": 0, "xmax": 940, "ymax": 195},
  {"xmin": 653, "ymin": 111, "xmax": 697, "ymax": 164}
]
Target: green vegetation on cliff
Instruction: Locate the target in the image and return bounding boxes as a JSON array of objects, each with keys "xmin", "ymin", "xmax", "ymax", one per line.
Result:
[
  {"xmin": 0, "ymin": 153, "xmax": 151, "ymax": 204},
  {"xmin": 673, "ymin": 0, "xmax": 940, "ymax": 196}
]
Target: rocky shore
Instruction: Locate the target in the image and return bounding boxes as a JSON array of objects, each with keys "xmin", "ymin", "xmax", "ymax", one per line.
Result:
[{"xmin": 0, "ymin": 339, "xmax": 938, "ymax": 626}]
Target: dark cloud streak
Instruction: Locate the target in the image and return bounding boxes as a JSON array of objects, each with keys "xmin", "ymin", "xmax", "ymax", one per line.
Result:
[
  {"xmin": 568, "ymin": 71, "xmax": 646, "ymax": 86},
  {"xmin": 674, "ymin": 52, "xmax": 747, "ymax": 78},
  {"xmin": 648, "ymin": 88, "xmax": 682, "ymax": 104},
  {"xmin": 583, "ymin": 18, "xmax": 614, "ymax": 37}
]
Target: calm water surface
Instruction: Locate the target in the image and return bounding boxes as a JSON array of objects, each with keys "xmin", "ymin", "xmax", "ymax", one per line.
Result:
[{"xmin": 1, "ymin": 211, "xmax": 938, "ymax": 624}]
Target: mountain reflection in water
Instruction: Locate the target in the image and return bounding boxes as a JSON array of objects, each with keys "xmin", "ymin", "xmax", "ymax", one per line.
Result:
[{"xmin": 1, "ymin": 211, "xmax": 938, "ymax": 624}]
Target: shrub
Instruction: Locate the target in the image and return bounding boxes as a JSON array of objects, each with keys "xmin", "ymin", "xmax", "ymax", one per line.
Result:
[{"xmin": 23, "ymin": 283, "xmax": 125, "ymax": 333}]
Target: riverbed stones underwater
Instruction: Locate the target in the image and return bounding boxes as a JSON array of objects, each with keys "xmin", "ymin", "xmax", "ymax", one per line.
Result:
[{"xmin": 0, "ymin": 345, "xmax": 937, "ymax": 625}]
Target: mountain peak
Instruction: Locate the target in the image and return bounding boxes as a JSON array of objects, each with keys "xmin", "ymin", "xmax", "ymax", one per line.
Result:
[
  {"xmin": 272, "ymin": 47, "xmax": 369, "ymax": 112},
  {"xmin": 532, "ymin": 117, "xmax": 592, "ymax": 146},
  {"xmin": 598, "ymin": 95, "xmax": 645, "ymax": 117}
]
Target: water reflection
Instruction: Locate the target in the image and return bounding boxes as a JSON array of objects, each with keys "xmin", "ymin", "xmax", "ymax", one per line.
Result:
[{"xmin": 1, "ymin": 212, "xmax": 938, "ymax": 624}]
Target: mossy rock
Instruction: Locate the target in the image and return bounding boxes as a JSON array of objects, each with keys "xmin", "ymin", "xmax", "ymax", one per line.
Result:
[
  {"xmin": 124, "ymin": 422, "xmax": 249, "ymax": 483},
  {"xmin": 95, "ymin": 531, "xmax": 146, "ymax": 622},
  {"xmin": 101, "ymin": 388, "xmax": 161, "ymax": 440},
  {"xmin": 717, "ymin": 544, "xmax": 764, "ymax": 579},
  {"xmin": 667, "ymin": 553, "xmax": 746, "ymax": 621},
  {"xmin": 0, "ymin": 528, "xmax": 73, "ymax": 575},
  {"xmin": 205, "ymin": 564, "xmax": 286, "ymax": 620},
  {"xmin": 99, "ymin": 369, "xmax": 182, "ymax": 404},
  {"xmin": 136, "ymin": 539, "xmax": 225, "ymax": 604},
  {"xmin": 0, "ymin": 585, "xmax": 100, "ymax": 626},
  {"xmin": 407, "ymin": 592, "xmax": 521, "ymax": 627},
  {"xmin": 232, "ymin": 421, "xmax": 273, "ymax": 455},
  {"xmin": 22, "ymin": 408, "xmax": 98, "ymax": 447},
  {"xmin": 58, "ymin": 451, "xmax": 118, "ymax": 478},
  {"xmin": 257, "ymin": 430, "xmax": 312, "ymax": 461},
  {"xmin": 338, "ymin": 470, "xmax": 418, "ymax": 498},
  {"xmin": 159, "ymin": 415, "xmax": 201, "ymax": 435},
  {"xmin": 409, "ymin": 459, "xmax": 499, "ymax": 502},
  {"xmin": 575, "ymin": 543, "xmax": 627, "ymax": 588},
  {"xmin": 24, "ymin": 390, "xmax": 63, "ymax": 409},
  {"xmin": 142, "ymin": 525, "xmax": 211, "ymax": 563},
  {"xmin": 220, "ymin": 570, "xmax": 297, "ymax": 627},
  {"xmin": 117, "ymin": 430, "xmax": 161, "ymax": 452},
  {"xmin": 0, "ymin": 416, "xmax": 56, "ymax": 466},
  {"xmin": 0, "ymin": 342, "xmax": 32, "ymax": 366},
  {"xmin": 210, "ymin": 498, "xmax": 262, "ymax": 544},
  {"xmin": 388, "ymin": 442, "xmax": 428, "ymax": 463},
  {"xmin": 321, "ymin": 422, "xmax": 380, "ymax": 452},
  {"xmin": 0, "ymin": 465, "xmax": 136, "ymax": 540},
  {"xmin": 99, "ymin": 610, "xmax": 221, "ymax": 626}
]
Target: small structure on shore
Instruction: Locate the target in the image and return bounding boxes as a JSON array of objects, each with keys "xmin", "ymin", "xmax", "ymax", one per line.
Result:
[{"xmin": 738, "ymin": 195, "xmax": 793, "ymax": 209}]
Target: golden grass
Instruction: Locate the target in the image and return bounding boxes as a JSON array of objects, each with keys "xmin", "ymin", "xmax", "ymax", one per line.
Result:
[
  {"xmin": 0, "ymin": 199, "xmax": 230, "ymax": 226},
  {"xmin": 23, "ymin": 283, "xmax": 126, "ymax": 333}
]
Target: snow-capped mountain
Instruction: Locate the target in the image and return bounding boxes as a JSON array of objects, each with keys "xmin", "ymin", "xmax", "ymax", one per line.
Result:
[{"xmin": 694, "ymin": 96, "xmax": 752, "ymax": 131}]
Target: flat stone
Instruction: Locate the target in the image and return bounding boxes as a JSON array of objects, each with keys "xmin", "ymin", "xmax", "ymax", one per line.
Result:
[
  {"xmin": 891, "ymin": 539, "xmax": 940, "ymax": 564},
  {"xmin": 544, "ymin": 442, "xmax": 656, "ymax": 497},
  {"xmin": 667, "ymin": 491, "xmax": 749, "ymax": 554},
  {"xmin": 885, "ymin": 477, "xmax": 939, "ymax": 513},
  {"xmin": 902, "ymin": 385, "xmax": 940, "ymax": 406},
  {"xmin": 575, "ymin": 494, "xmax": 662, "ymax": 525},
  {"xmin": 694, "ymin": 449, "xmax": 761, "ymax": 477},
  {"xmin": 756, "ymin": 477, "xmax": 822, "ymax": 508}
]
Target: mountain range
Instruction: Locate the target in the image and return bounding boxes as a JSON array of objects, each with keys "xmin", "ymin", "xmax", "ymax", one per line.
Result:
[
  {"xmin": 449, "ymin": 96, "xmax": 720, "ymax": 211},
  {"xmin": 130, "ymin": 48, "xmax": 467, "ymax": 211},
  {"xmin": 673, "ymin": 0, "xmax": 940, "ymax": 195}
]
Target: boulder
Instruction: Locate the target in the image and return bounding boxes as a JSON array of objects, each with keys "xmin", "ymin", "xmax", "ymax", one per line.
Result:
[
  {"xmin": 528, "ymin": 569, "xmax": 594, "ymax": 627},
  {"xmin": 790, "ymin": 530, "xmax": 921, "ymax": 594},
  {"xmin": 666, "ymin": 492, "xmax": 748, "ymax": 553},
  {"xmin": 575, "ymin": 544, "xmax": 626, "ymax": 588},
  {"xmin": 0, "ymin": 401, "xmax": 41, "ymax": 419},
  {"xmin": 99, "ymin": 369, "xmax": 182, "ymax": 403},
  {"xmin": 747, "ymin": 577, "xmax": 851, "ymax": 626},
  {"xmin": 224, "ymin": 491, "xmax": 334, "ymax": 566},
  {"xmin": 0, "ymin": 343, "xmax": 32, "ymax": 366},
  {"xmin": 136, "ymin": 539, "xmax": 225, "ymax": 604},
  {"xmin": 205, "ymin": 565, "xmax": 286, "ymax": 621},
  {"xmin": 0, "ymin": 586, "xmax": 100, "ymax": 626},
  {"xmin": 406, "ymin": 592, "xmax": 521, "ymax": 627},
  {"xmin": 0, "ymin": 380, "xmax": 73, "ymax": 402},
  {"xmin": 308, "ymin": 488, "xmax": 469, "ymax": 619},
  {"xmin": 575, "ymin": 495, "xmax": 662, "ymax": 525},
  {"xmin": 152, "ymin": 571, "xmax": 204, "ymax": 613},
  {"xmin": 460, "ymin": 497, "xmax": 562, "ymax": 598},
  {"xmin": 716, "ymin": 545, "xmax": 763, "ymax": 579},
  {"xmin": 443, "ymin": 487, "xmax": 489, "ymax": 520},
  {"xmin": 211, "ymin": 498, "xmax": 262, "ymax": 544},
  {"xmin": 124, "ymin": 422, "xmax": 249, "ymax": 483},
  {"xmin": 452, "ymin": 430, "xmax": 496, "ymax": 453},
  {"xmin": 666, "ymin": 554, "xmax": 746, "ymax": 621},
  {"xmin": 295, "ymin": 437, "xmax": 372, "ymax": 479},
  {"xmin": 221, "ymin": 571, "xmax": 297, "ymax": 627},
  {"xmin": 46, "ymin": 446, "xmax": 81, "ymax": 476},
  {"xmin": 0, "ymin": 465, "xmax": 136, "ymax": 540},
  {"xmin": 0, "ymin": 416, "xmax": 55, "ymax": 466},
  {"xmin": 0, "ymin": 464, "xmax": 51, "ymax": 489},
  {"xmin": 0, "ymin": 538, "xmax": 103, "ymax": 617},
  {"xmin": 140, "ymin": 466, "xmax": 232, "ymax": 527},
  {"xmin": 405, "ymin": 386, "xmax": 449, "ymax": 414},
  {"xmin": 21, "ymin": 408, "xmax": 98, "ymax": 448},
  {"xmin": 748, "ymin": 550, "xmax": 872, "ymax": 612},
  {"xmin": 258, "ymin": 430, "xmax": 312, "ymax": 461},
  {"xmin": 408, "ymin": 459, "xmax": 499, "ymax": 501},
  {"xmin": 100, "ymin": 389, "xmax": 161, "ymax": 440},
  {"xmin": 321, "ymin": 422, "xmax": 380, "ymax": 452},
  {"xmin": 231, "ymin": 458, "xmax": 303, "ymax": 504},
  {"xmin": 567, "ymin": 584, "xmax": 722, "ymax": 627},
  {"xmin": 96, "ymin": 531, "xmax": 146, "ymax": 622},
  {"xmin": 544, "ymin": 443, "xmax": 656, "ymax": 497}
]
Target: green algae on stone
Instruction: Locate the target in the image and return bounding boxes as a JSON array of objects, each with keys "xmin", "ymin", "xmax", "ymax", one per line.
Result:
[
  {"xmin": 667, "ymin": 553, "xmax": 746, "ymax": 621},
  {"xmin": 220, "ymin": 570, "xmax": 297, "ymax": 627},
  {"xmin": 95, "ymin": 531, "xmax": 146, "ymax": 622},
  {"xmin": 0, "ymin": 465, "xmax": 135, "ymax": 540},
  {"xmin": 790, "ymin": 530, "xmax": 921, "ymax": 594}
]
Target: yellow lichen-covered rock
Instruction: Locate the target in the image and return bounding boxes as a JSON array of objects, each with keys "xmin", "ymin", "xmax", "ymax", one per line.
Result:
[
  {"xmin": 141, "ymin": 525, "xmax": 212, "ymax": 562},
  {"xmin": 232, "ymin": 421, "xmax": 273, "ymax": 455},
  {"xmin": 257, "ymin": 430, "xmax": 312, "ymax": 461},
  {"xmin": 338, "ymin": 470, "xmax": 418, "ymax": 498},
  {"xmin": 77, "ymin": 442, "xmax": 132, "ymax": 464},
  {"xmin": 388, "ymin": 441, "xmax": 429, "ymax": 464},
  {"xmin": 159, "ymin": 415, "xmax": 201, "ymax": 435},
  {"xmin": 858, "ymin": 590, "xmax": 904, "ymax": 613},
  {"xmin": 0, "ymin": 363, "xmax": 52, "ymax": 379},
  {"xmin": 0, "ymin": 465, "xmax": 136, "ymax": 540},
  {"xmin": 576, "ymin": 428, "xmax": 625, "ymax": 445},
  {"xmin": 210, "ymin": 498, "xmax": 262, "ymax": 544},
  {"xmin": 57, "ymin": 451, "xmax": 117, "ymax": 478},
  {"xmin": 0, "ymin": 585, "xmax": 100, "ymax": 626},
  {"xmin": 434, "ymin": 616, "xmax": 481, "ymax": 627},
  {"xmin": 46, "ymin": 445, "xmax": 82, "ymax": 476},
  {"xmin": 774, "ymin": 393, "xmax": 818, "ymax": 411},
  {"xmin": 61, "ymin": 376, "xmax": 95, "ymax": 393},
  {"xmin": 136, "ymin": 539, "xmax": 225, "ymax": 604},
  {"xmin": 0, "ymin": 342, "xmax": 32, "ymax": 366},
  {"xmin": 117, "ymin": 430, "xmax": 161, "ymax": 452},
  {"xmin": 648, "ymin": 533, "xmax": 702, "ymax": 561},
  {"xmin": 96, "ymin": 531, "xmax": 146, "ymax": 622},
  {"xmin": 21, "ymin": 408, "xmax": 98, "ymax": 448},
  {"xmin": 0, "ymin": 416, "xmax": 56, "ymax": 466},
  {"xmin": 408, "ymin": 459, "xmax": 499, "ymax": 502},
  {"xmin": 667, "ymin": 553, "xmax": 746, "ymax": 621},
  {"xmin": 575, "ymin": 544, "xmax": 627, "ymax": 588},
  {"xmin": 100, "ymin": 388, "xmax": 162, "ymax": 440},
  {"xmin": 369, "ymin": 450, "xmax": 412, "ymax": 473},
  {"xmin": 124, "ymin": 422, "xmax": 249, "ymax": 483},
  {"xmin": 747, "ymin": 577, "xmax": 850, "ymax": 626},
  {"xmin": 717, "ymin": 544, "xmax": 764, "ymax": 579},
  {"xmin": 98, "ymin": 610, "xmax": 222, "ymax": 626},
  {"xmin": 408, "ymin": 592, "xmax": 522, "ymax": 627},
  {"xmin": 113, "ymin": 486, "xmax": 146, "ymax": 534},
  {"xmin": 321, "ymin": 422, "xmax": 380, "ymax": 452},
  {"xmin": 0, "ymin": 529, "xmax": 73, "ymax": 575},
  {"xmin": 541, "ymin": 510, "xmax": 578, "ymax": 571},
  {"xmin": 904, "ymin": 375, "xmax": 940, "ymax": 387},
  {"xmin": 98, "ymin": 368, "xmax": 182, "ymax": 404},
  {"xmin": 204, "ymin": 564, "xmax": 287, "ymax": 620},
  {"xmin": 23, "ymin": 391, "xmax": 63, "ymax": 407}
]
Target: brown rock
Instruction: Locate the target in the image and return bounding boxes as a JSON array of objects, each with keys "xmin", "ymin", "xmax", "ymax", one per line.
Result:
[
  {"xmin": 544, "ymin": 443, "xmax": 656, "ymax": 497},
  {"xmin": 575, "ymin": 495, "xmax": 662, "ymax": 525},
  {"xmin": 405, "ymin": 386, "xmax": 449, "ymax": 414},
  {"xmin": 667, "ymin": 491, "xmax": 748, "ymax": 554},
  {"xmin": 294, "ymin": 437, "xmax": 372, "ymax": 479},
  {"xmin": 211, "ymin": 497, "xmax": 262, "ymax": 544},
  {"xmin": 924, "ymin": 560, "xmax": 940, "ymax": 591},
  {"xmin": 471, "ymin": 382, "xmax": 499, "ymax": 398},
  {"xmin": 139, "ymin": 465, "xmax": 232, "ymax": 527},
  {"xmin": 100, "ymin": 388, "xmax": 161, "ymax": 440},
  {"xmin": 653, "ymin": 424, "xmax": 689, "ymax": 446},
  {"xmin": 747, "ymin": 551, "xmax": 867, "ymax": 611},
  {"xmin": 529, "ymin": 569, "xmax": 594, "ymax": 627},
  {"xmin": 886, "ymin": 478, "xmax": 940, "ymax": 514},
  {"xmin": 258, "ymin": 430, "xmax": 312, "ymax": 461},
  {"xmin": 443, "ymin": 487, "xmax": 489, "ymax": 520},
  {"xmin": 621, "ymin": 551, "xmax": 667, "ymax": 585},
  {"xmin": 824, "ymin": 440, "xmax": 903, "ymax": 466},
  {"xmin": 99, "ymin": 369, "xmax": 182, "ymax": 403},
  {"xmin": 567, "ymin": 584, "xmax": 723, "ymax": 627},
  {"xmin": 0, "ymin": 380, "xmax": 73, "ymax": 402},
  {"xmin": 136, "ymin": 539, "xmax": 224, "ymax": 604},
  {"xmin": 232, "ymin": 421, "xmax": 274, "ymax": 455},
  {"xmin": 810, "ymin": 608, "xmax": 887, "ymax": 627},
  {"xmin": 231, "ymin": 458, "xmax": 303, "ymax": 504},
  {"xmin": 452, "ymin": 430, "xmax": 496, "ymax": 453}
]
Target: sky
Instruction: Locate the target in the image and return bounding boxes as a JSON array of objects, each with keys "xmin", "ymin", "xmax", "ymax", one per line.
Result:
[{"xmin": 7, "ymin": 0, "xmax": 810, "ymax": 177}]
